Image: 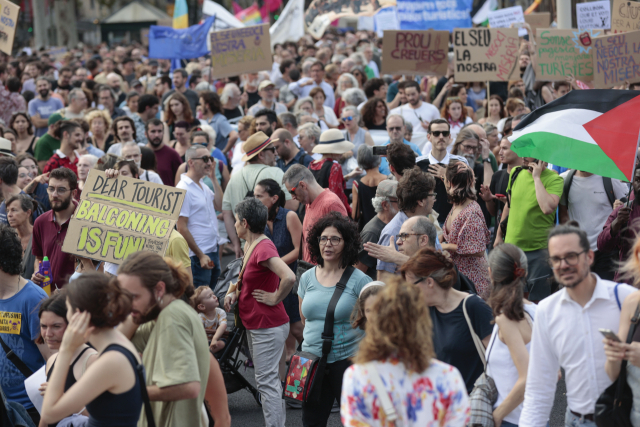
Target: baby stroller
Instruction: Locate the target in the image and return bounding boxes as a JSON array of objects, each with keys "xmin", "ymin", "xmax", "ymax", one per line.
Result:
[{"xmin": 213, "ymin": 258, "xmax": 262, "ymax": 406}]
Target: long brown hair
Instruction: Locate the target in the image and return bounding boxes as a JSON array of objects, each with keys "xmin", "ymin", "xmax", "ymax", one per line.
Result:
[
  {"xmin": 445, "ymin": 160, "xmax": 476, "ymax": 205},
  {"xmin": 164, "ymin": 92, "xmax": 194, "ymax": 125},
  {"xmin": 487, "ymin": 243, "xmax": 527, "ymax": 321},
  {"xmin": 118, "ymin": 251, "xmax": 191, "ymax": 299},
  {"xmin": 440, "ymin": 98, "xmax": 467, "ymax": 123},
  {"xmin": 66, "ymin": 272, "xmax": 132, "ymax": 328},
  {"xmin": 354, "ymin": 277, "xmax": 435, "ymax": 373},
  {"xmin": 484, "ymin": 95, "xmax": 506, "ymax": 119}
]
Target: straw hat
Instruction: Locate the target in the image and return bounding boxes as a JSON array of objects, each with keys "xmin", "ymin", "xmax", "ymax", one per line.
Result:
[
  {"xmin": 0, "ymin": 138, "xmax": 14, "ymax": 157},
  {"xmin": 312, "ymin": 129, "xmax": 355, "ymax": 154},
  {"xmin": 242, "ymin": 131, "xmax": 274, "ymax": 162}
]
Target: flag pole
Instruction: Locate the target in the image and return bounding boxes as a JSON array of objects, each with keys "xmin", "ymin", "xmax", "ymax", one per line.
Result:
[{"xmin": 626, "ymin": 132, "xmax": 640, "ymax": 208}]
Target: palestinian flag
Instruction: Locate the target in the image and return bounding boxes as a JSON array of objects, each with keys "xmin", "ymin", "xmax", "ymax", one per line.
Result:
[{"xmin": 509, "ymin": 90, "xmax": 640, "ymax": 182}]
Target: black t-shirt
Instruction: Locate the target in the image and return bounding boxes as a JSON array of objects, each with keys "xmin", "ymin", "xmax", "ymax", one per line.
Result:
[
  {"xmin": 358, "ymin": 216, "xmax": 387, "ymax": 279},
  {"xmin": 430, "ymin": 295, "xmax": 494, "ymax": 393},
  {"xmin": 243, "ymin": 89, "xmax": 261, "ymax": 111},
  {"xmin": 489, "ymin": 169, "xmax": 510, "ymax": 219},
  {"xmin": 224, "ymin": 106, "xmax": 243, "ymax": 121},
  {"xmin": 417, "ymin": 159, "xmax": 452, "ymax": 224}
]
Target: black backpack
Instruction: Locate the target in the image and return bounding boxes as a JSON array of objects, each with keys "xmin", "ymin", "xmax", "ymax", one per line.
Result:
[{"xmin": 562, "ymin": 169, "xmax": 615, "ymax": 208}]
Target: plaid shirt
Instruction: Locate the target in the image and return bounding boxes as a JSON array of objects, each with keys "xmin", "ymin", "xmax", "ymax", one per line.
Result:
[{"xmin": 43, "ymin": 150, "xmax": 78, "ymax": 175}]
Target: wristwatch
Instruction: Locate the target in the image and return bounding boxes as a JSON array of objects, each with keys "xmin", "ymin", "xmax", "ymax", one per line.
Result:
[{"xmin": 483, "ymin": 158, "xmax": 492, "ymax": 163}]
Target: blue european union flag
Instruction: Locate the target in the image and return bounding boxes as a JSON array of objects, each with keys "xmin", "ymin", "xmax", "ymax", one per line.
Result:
[
  {"xmin": 397, "ymin": 0, "xmax": 472, "ymax": 32},
  {"xmin": 149, "ymin": 16, "xmax": 215, "ymax": 59}
]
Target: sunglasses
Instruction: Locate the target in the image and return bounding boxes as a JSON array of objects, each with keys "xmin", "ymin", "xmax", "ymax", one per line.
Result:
[
  {"xmin": 388, "ymin": 127, "xmax": 403, "ymax": 132},
  {"xmin": 341, "ymin": 116, "xmax": 353, "ymax": 122},
  {"xmin": 194, "ymin": 155, "xmax": 213, "ymax": 163},
  {"xmin": 289, "ymin": 180, "xmax": 303, "ymax": 195},
  {"xmin": 431, "ymin": 131, "xmax": 450, "ymax": 137}
]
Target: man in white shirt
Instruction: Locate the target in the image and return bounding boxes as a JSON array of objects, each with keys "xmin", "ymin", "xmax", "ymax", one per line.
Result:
[
  {"xmin": 120, "ymin": 141, "xmax": 163, "ymax": 184},
  {"xmin": 520, "ymin": 225, "xmax": 636, "ymax": 427},
  {"xmin": 288, "ymin": 60, "xmax": 335, "ymax": 108},
  {"xmin": 176, "ymin": 145, "xmax": 223, "ymax": 288},
  {"xmin": 247, "ymin": 80, "xmax": 288, "ymax": 116},
  {"xmin": 389, "ymin": 80, "xmax": 440, "ymax": 151}
]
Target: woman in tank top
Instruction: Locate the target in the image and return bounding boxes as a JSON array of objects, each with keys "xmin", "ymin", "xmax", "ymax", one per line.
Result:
[
  {"xmin": 351, "ymin": 145, "xmax": 387, "ymax": 230},
  {"xmin": 486, "ymin": 244, "xmax": 537, "ymax": 427},
  {"xmin": 40, "ymin": 273, "xmax": 144, "ymax": 427}
]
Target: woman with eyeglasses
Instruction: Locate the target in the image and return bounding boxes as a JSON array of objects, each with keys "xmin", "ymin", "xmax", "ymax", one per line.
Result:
[
  {"xmin": 10, "ymin": 112, "xmax": 37, "ymax": 155},
  {"xmin": 360, "ymin": 97, "xmax": 388, "ymax": 131},
  {"xmin": 441, "ymin": 161, "xmax": 492, "ymax": 298},
  {"xmin": 400, "ymin": 247, "xmax": 493, "ymax": 394},
  {"xmin": 350, "ymin": 66, "xmax": 368, "ymax": 88},
  {"xmin": 298, "ymin": 212, "xmax": 371, "ymax": 426}
]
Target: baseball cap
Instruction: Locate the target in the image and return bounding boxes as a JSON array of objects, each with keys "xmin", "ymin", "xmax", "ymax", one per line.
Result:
[
  {"xmin": 376, "ymin": 179, "xmax": 398, "ymax": 199},
  {"xmin": 48, "ymin": 113, "xmax": 64, "ymax": 126},
  {"xmin": 258, "ymin": 80, "xmax": 276, "ymax": 91}
]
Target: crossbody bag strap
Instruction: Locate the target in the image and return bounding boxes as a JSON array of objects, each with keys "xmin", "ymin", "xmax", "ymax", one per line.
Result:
[
  {"xmin": 321, "ymin": 266, "xmax": 355, "ymax": 355},
  {"xmin": 463, "ymin": 295, "xmax": 486, "ymax": 368},
  {"xmin": 236, "ymin": 236, "xmax": 269, "ymax": 292},
  {"xmin": 367, "ymin": 363, "xmax": 398, "ymax": 426},
  {"xmin": 136, "ymin": 365, "xmax": 157, "ymax": 427},
  {"xmin": 616, "ymin": 303, "xmax": 640, "ymax": 400},
  {"xmin": 0, "ymin": 335, "xmax": 33, "ymax": 378}
]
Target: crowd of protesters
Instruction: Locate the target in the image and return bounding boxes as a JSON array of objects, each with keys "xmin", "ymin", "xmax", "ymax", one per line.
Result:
[{"xmin": 1, "ymin": 20, "xmax": 640, "ymax": 427}]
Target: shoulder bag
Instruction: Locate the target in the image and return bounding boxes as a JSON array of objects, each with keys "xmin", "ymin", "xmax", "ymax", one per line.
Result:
[
  {"xmin": 463, "ymin": 295, "xmax": 498, "ymax": 427},
  {"xmin": 225, "ymin": 236, "xmax": 268, "ymax": 330},
  {"xmin": 595, "ymin": 302, "xmax": 640, "ymax": 427},
  {"xmin": 367, "ymin": 362, "xmax": 399, "ymax": 426},
  {"xmin": 283, "ymin": 266, "xmax": 355, "ymax": 404}
]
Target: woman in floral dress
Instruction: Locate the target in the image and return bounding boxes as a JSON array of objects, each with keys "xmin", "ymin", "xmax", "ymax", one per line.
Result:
[{"xmin": 441, "ymin": 161, "xmax": 492, "ymax": 298}]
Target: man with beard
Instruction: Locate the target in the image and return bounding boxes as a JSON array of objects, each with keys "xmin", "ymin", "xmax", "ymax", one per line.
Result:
[
  {"xmin": 520, "ymin": 225, "xmax": 635, "ymax": 427},
  {"xmin": 28, "ymin": 77, "xmax": 64, "ymax": 137},
  {"xmin": 254, "ymin": 109, "xmax": 279, "ymax": 138},
  {"xmin": 31, "ymin": 168, "xmax": 79, "ymax": 289},
  {"xmin": 145, "ymin": 119, "xmax": 182, "ymax": 186},
  {"xmin": 272, "ymin": 128, "xmax": 313, "ymax": 172},
  {"xmin": 43, "ymin": 121, "xmax": 84, "ymax": 174},
  {"xmin": 176, "ymin": 145, "xmax": 223, "ymax": 288},
  {"xmin": 389, "ymin": 81, "xmax": 440, "ymax": 151},
  {"xmin": 121, "ymin": 141, "xmax": 163, "ymax": 184},
  {"xmin": 117, "ymin": 251, "xmax": 210, "ymax": 427},
  {"xmin": 598, "ymin": 164, "xmax": 640, "ymax": 282},
  {"xmin": 495, "ymin": 155, "xmax": 563, "ymax": 301}
]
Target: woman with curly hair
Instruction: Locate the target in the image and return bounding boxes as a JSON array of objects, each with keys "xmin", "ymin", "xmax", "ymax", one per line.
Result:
[
  {"xmin": 360, "ymin": 97, "xmax": 388, "ymax": 130},
  {"xmin": 441, "ymin": 161, "xmax": 492, "ymax": 297},
  {"xmin": 400, "ymin": 247, "xmax": 493, "ymax": 394},
  {"xmin": 298, "ymin": 212, "xmax": 372, "ymax": 426},
  {"xmin": 440, "ymin": 97, "xmax": 472, "ymax": 142},
  {"xmin": 342, "ymin": 277, "xmax": 470, "ymax": 426}
]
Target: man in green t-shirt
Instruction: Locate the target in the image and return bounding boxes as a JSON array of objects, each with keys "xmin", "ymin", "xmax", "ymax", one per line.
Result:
[
  {"xmin": 33, "ymin": 113, "xmax": 63, "ymax": 170},
  {"xmin": 495, "ymin": 158, "xmax": 564, "ymax": 301}
]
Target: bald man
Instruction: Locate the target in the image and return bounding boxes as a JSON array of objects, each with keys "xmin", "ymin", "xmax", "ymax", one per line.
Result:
[{"xmin": 272, "ymin": 128, "xmax": 313, "ymax": 172}]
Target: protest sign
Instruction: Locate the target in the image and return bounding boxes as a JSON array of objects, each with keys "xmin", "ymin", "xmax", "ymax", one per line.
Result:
[
  {"xmin": 0, "ymin": 0, "xmax": 20, "ymax": 55},
  {"xmin": 524, "ymin": 12, "xmax": 551, "ymax": 32},
  {"xmin": 577, "ymin": 1, "xmax": 610, "ymax": 30},
  {"xmin": 592, "ymin": 30, "xmax": 640, "ymax": 88},
  {"xmin": 453, "ymin": 28, "xmax": 519, "ymax": 82},
  {"xmin": 488, "ymin": 6, "xmax": 526, "ymax": 36},
  {"xmin": 535, "ymin": 28, "xmax": 596, "ymax": 81},
  {"xmin": 269, "ymin": 0, "xmax": 304, "ymax": 46},
  {"xmin": 62, "ymin": 171, "xmax": 186, "ymax": 264},
  {"xmin": 396, "ymin": 0, "xmax": 473, "ymax": 32},
  {"xmin": 381, "ymin": 29, "xmax": 449, "ymax": 75},
  {"xmin": 149, "ymin": 16, "xmax": 214, "ymax": 59},
  {"xmin": 612, "ymin": 0, "xmax": 640, "ymax": 33},
  {"xmin": 210, "ymin": 24, "xmax": 272, "ymax": 80},
  {"xmin": 374, "ymin": 7, "xmax": 399, "ymax": 38}
]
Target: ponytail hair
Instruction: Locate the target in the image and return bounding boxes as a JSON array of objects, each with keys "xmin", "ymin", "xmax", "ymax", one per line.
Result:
[
  {"xmin": 257, "ymin": 178, "xmax": 285, "ymax": 209},
  {"xmin": 118, "ymin": 251, "xmax": 190, "ymax": 299},
  {"xmin": 66, "ymin": 272, "xmax": 132, "ymax": 328},
  {"xmin": 487, "ymin": 243, "xmax": 528, "ymax": 321},
  {"xmin": 53, "ymin": 120, "xmax": 82, "ymax": 140}
]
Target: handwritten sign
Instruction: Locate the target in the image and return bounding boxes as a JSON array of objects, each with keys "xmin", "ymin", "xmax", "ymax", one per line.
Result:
[
  {"xmin": 612, "ymin": 0, "xmax": 640, "ymax": 33},
  {"xmin": 0, "ymin": 0, "xmax": 20, "ymax": 55},
  {"xmin": 210, "ymin": 24, "xmax": 272, "ymax": 80},
  {"xmin": 592, "ymin": 30, "xmax": 640, "ymax": 88},
  {"xmin": 62, "ymin": 170, "xmax": 186, "ymax": 264},
  {"xmin": 577, "ymin": 1, "xmax": 611, "ymax": 30},
  {"xmin": 524, "ymin": 12, "xmax": 551, "ymax": 33},
  {"xmin": 453, "ymin": 28, "xmax": 519, "ymax": 82},
  {"xmin": 488, "ymin": 6, "xmax": 526, "ymax": 36},
  {"xmin": 381, "ymin": 30, "xmax": 449, "ymax": 76},
  {"xmin": 535, "ymin": 28, "xmax": 595, "ymax": 81}
]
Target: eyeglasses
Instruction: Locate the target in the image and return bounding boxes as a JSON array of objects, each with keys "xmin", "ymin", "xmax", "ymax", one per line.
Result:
[
  {"xmin": 47, "ymin": 186, "xmax": 69, "ymax": 195},
  {"xmin": 431, "ymin": 131, "xmax": 450, "ymax": 137},
  {"xmin": 18, "ymin": 173, "xmax": 29, "ymax": 179},
  {"xmin": 427, "ymin": 193, "xmax": 437, "ymax": 198},
  {"xmin": 341, "ymin": 116, "xmax": 353, "ymax": 122},
  {"xmin": 319, "ymin": 236, "xmax": 343, "ymax": 246},
  {"xmin": 396, "ymin": 233, "xmax": 424, "ymax": 242},
  {"xmin": 388, "ymin": 197, "xmax": 398, "ymax": 203},
  {"xmin": 124, "ymin": 154, "xmax": 141, "ymax": 160},
  {"xmin": 388, "ymin": 127, "xmax": 403, "ymax": 132},
  {"xmin": 262, "ymin": 147, "xmax": 276, "ymax": 153},
  {"xmin": 413, "ymin": 277, "xmax": 426, "ymax": 285},
  {"xmin": 548, "ymin": 250, "xmax": 586, "ymax": 268},
  {"xmin": 193, "ymin": 155, "xmax": 213, "ymax": 163},
  {"xmin": 289, "ymin": 180, "xmax": 303, "ymax": 195},
  {"xmin": 462, "ymin": 144, "xmax": 479, "ymax": 152}
]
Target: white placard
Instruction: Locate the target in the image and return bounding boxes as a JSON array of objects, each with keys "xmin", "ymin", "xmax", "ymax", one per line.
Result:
[
  {"xmin": 374, "ymin": 7, "xmax": 399, "ymax": 38},
  {"xmin": 24, "ymin": 365, "xmax": 46, "ymax": 414},
  {"xmin": 488, "ymin": 6, "xmax": 527, "ymax": 36},
  {"xmin": 576, "ymin": 0, "xmax": 611, "ymax": 30}
]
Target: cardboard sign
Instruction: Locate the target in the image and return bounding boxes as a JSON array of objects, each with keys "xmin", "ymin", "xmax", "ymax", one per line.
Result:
[
  {"xmin": 535, "ymin": 28, "xmax": 596, "ymax": 81},
  {"xmin": 612, "ymin": 0, "xmax": 640, "ymax": 33},
  {"xmin": 0, "ymin": 0, "xmax": 20, "ymax": 55},
  {"xmin": 453, "ymin": 28, "xmax": 520, "ymax": 82},
  {"xmin": 577, "ymin": 1, "xmax": 611, "ymax": 30},
  {"xmin": 524, "ymin": 12, "xmax": 551, "ymax": 33},
  {"xmin": 62, "ymin": 170, "xmax": 186, "ymax": 264},
  {"xmin": 488, "ymin": 6, "xmax": 526, "ymax": 36},
  {"xmin": 381, "ymin": 30, "xmax": 449, "ymax": 76},
  {"xmin": 592, "ymin": 30, "xmax": 640, "ymax": 88},
  {"xmin": 210, "ymin": 24, "xmax": 272, "ymax": 80}
]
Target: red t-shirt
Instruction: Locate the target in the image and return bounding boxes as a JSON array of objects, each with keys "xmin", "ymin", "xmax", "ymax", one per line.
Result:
[
  {"xmin": 302, "ymin": 189, "xmax": 348, "ymax": 263},
  {"xmin": 239, "ymin": 239, "xmax": 289, "ymax": 330}
]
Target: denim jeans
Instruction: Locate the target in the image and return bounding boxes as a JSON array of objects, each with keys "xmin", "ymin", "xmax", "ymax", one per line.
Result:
[
  {"xmin": 190, "ymin": 250, "xmax": 221, "ymax": 289},
  {"xmin": 565, "ymin": 407, "xmax": 597, "ymax": 427}
]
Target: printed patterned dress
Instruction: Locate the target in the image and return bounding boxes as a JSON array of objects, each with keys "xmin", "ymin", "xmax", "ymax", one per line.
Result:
[
  {"xmin": 341, "ymin": 358, "xmax": 470, "ymax": 426},
  {"xmin": 443, "ymin": 201, "xmax": 492, "ymax": 298}
]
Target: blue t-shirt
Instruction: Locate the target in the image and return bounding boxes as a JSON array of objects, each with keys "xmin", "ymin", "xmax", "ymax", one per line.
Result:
[
  {"xmin": 206, "ymin": 113, "xmax": 233, "ymax": 150},
  {"xmin": 378, "ymin": 139, "xmax": 422, "ymax": 176},
  {"xmin": 298, "ymin": 267, "xmax": 371, "ymax": 363},
  {"xmin": 28, "ymin": 97, "xmax": 64, "ymax": 137},
  {"xmin": 0, "ymin": 281, "xmax": 48, "ymax": 408}
]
